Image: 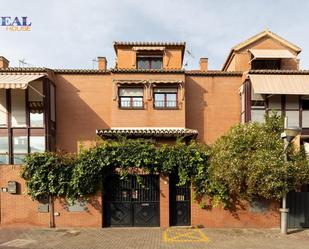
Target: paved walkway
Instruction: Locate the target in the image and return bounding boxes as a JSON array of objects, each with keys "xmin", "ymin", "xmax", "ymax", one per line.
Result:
[{"xmin": 0, "ymin": 227, "xmax": 308, "ymax": 249}]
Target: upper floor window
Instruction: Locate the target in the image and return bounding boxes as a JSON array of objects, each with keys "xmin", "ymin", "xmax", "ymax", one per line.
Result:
[
  {"xmin": 137, "ymin": 55, "xmax": 163, "ymax": 70},
  {"xmin": 251, "ymin": 59, "xmax": 281, "ymax": 70},
  {"xmin": 119, "ymin": 88, "xmax": 144, "ymax": 109},
  {"xmin": 154, "ymin": 88, "xmax": 178, "ymax": 109}
]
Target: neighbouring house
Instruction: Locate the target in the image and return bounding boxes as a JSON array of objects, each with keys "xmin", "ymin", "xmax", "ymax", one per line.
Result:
[{"xmin": 0, "ymin": 30, "xmax": 308, "ymax": 228}]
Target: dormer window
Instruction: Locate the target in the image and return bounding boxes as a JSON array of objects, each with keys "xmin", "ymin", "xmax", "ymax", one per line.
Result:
[
  {"xmin": 119, "ymin": 88, "xmax": 144, "ymax": 109},
  {"xmin": 251, "ymin": 59, "xmax": 281, "ymax": 70},
  {"xmin": 137, "ymin": 55, "xmax": 163, "ymax": 70}
]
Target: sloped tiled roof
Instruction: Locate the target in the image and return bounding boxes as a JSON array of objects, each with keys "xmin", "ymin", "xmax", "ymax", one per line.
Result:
[
  {"xmin": 186, "ymin": 70, "xmax": 242, "ymax": 76},
  {"xmin": 96, "ymin": 128, "xmax": 198, "ymax": 138},
  {"xmin": 53, "ymin": 69, "xmax": 110, "ymax": 74},
  {"xmin": 0, "ymin": 67, "xmax": 47, "ymax": 72}
]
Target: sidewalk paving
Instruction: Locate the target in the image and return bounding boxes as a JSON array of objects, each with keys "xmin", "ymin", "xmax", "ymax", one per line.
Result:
[{"xmin": 0, "ymin": 227, "xmax": 308, "ymax": 249}]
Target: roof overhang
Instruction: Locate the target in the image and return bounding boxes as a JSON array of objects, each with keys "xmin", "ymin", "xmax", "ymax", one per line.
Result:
[
  {"xmin": 249, "ymin": 74, "xmax": 309, "ymax": 95},
  {"xmin": 249, "ymin": 49, "xmax": 296, "ymax": 60},
  {"xmin": 132, "ymin": 46, "xmax": 165, "ymax": 51},
  {"xmin": 0, "ymin": 72, "xmax": 47, "ymax": 89},
  {"xmin": 113, "ymin": 79, "xmax": 184, "ymax": 85},
  {"xmin": 96, "ymin": 127, "xmax": 198, "ymax": 139}
]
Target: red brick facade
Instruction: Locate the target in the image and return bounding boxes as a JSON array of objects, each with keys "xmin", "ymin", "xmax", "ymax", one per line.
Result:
[{"xmin": 0, "ymin": 30, "xmax": 302, "ymax": 228}]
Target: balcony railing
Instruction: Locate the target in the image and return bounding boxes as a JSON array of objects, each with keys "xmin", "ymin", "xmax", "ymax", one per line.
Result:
[
  {"xmin": 119, "ymin": 100, "xmax": 144, "ymax": 109},
  {"xmin": 154, "ymin": 100, "xmax": 178, "ymax": 109}
]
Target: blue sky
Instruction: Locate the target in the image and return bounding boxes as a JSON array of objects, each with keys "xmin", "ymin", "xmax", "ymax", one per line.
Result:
[{"xmin": 1, "ymin": 0, "xmax": 309, "ymax": 70}]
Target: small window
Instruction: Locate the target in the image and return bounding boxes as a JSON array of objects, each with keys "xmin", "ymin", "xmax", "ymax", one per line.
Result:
[
  {"xmin": 119, "ymin": 88, "xmax": 144, "ymax": 109},
  {"xmin": 0, "ymin": 135, "xmax": 9, "ymax": 164},
  {"xmin": 30, "ymin": 136, "xmax": 45, "ymax": 153},
  {"xmin": 137, "ymin": 55, "xmax": 163, "ymax": 69},
  {"xmin": 251, "ymin": 59, "xmax": 281, "ymax": 70},
  {"xmin": 154, "ymin": 88, "xmax": 178, "ymax": 109},
  {"xmin": 13, "ymin": 135, "xmax": 28, "ymax": 164}
]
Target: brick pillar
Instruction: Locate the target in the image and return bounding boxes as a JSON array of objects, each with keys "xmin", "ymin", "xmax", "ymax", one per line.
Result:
[{"xmin": 160, "ymin": 174, "xmax": 170, "ymax": 228}]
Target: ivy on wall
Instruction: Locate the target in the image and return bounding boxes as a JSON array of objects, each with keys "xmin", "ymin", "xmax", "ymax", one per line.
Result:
[
  {"xmin": 21, "ymin": 114, "xmax": 309, "ymax": 208},
  {"xmin": 21, "ymin": 138, "xmax": 210, "ymax": 202}
]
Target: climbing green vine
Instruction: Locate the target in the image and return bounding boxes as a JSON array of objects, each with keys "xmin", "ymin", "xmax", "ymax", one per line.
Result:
[
  {"xmin": 21, "ymin": 138, "xmax": 210, "ymax": 202},
  {"xmin": 21, "ymin": 114, "xmax": 309, "ymax": 209}
]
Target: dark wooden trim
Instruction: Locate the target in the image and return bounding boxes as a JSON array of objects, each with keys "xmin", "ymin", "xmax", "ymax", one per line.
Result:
[
  {"xmin": 43, "ymin": 79, "xmax": 51, "ymax": 151},
  {"xmin": 244, "ymin": 80, "xmax": 251, "ymax": 122},
  {"xmin": 281, "ymin": 95, "xmax": 286, "ymax": 117},
  {"xmin": 299, "ymin": 95, "xmax": 302, "ymax": 128},
  {"xmin": 7, "ymin": 89, "xmax": 12, "ymax": 164}
]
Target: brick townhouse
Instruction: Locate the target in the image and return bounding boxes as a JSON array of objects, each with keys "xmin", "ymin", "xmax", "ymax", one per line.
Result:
[{"xmin": 0, "ymin": 29, "xmax": 308, "ymax": 228}]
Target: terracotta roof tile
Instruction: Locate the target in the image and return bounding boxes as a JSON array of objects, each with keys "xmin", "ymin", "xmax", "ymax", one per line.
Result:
[
  {"xmin": 53, "ymin": 69, "xmax": 110, "ymax": 74},
  {"xmin": 96, "ymin": 128, "xmax": 198, "ymax": 138},
  {"xmin": 249, "ymin": 69, "xmax": 309, "ymax": 75},
  {"xmin": 111, "ymin": 68, "xmax": 185, "ymax": 74},
  {"xmin": 186, "ymin": 70, "xmax": 242, "ymax": 76},
  {"xmin": 0, "ymin": 67, "xmax": 47, "ymax": 72}
]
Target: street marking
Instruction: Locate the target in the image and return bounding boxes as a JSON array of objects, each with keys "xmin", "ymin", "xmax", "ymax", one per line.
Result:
[
  {"xmin": 163, "ymin": 228, "xmax": 209, "ymax": 243},
  {"xmin": 0, "ymin": 239, "xmax": 36, "ymax": 248}
]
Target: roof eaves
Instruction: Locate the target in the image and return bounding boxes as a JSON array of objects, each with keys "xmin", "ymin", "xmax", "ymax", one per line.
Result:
[
  {"xmin": 0, "ymin": 67, "xmax": 48, "ymax": 72},
  {"xmin": 111, "ymin": 68, "xmax": 185, "ymax": 74},
  {"xmin": 249, "ymin": 69, "xmax": 309, "ymax": 75},
  {"xmin": 53, "ymin": 69, "xmax": 111, "ymax": 74},
  {"xmin": 186, "ymin": 70, "xmax": 242, "ymax": 77}
]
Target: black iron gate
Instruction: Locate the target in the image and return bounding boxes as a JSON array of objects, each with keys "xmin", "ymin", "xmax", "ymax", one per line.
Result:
[
  {"xmin": 170, "ymin": 174, "xmax": 191, "ymax": 226},
  {"xmin": 103, "ymin": 175, "xmax": 160, "ymax": 227},
  {"xmin": 287, "ymin": 191, "xmax": 309, "ymax": 228}
]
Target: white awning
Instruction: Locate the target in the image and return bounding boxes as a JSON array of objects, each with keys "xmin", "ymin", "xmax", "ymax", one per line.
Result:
[
  {"xmin": 0, "ymin": 73, "xmax": 46, "ymax": 89},
  {"xmin": 249, "ymin": 74, "xmax": 309, "ymax": 95},
  {"xmin": 249, "ymin": 49, "xmax": 296, "ymax": 59}
]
